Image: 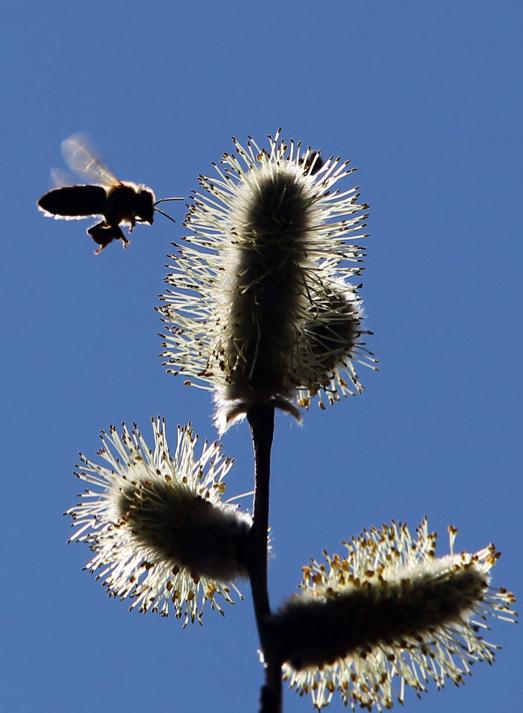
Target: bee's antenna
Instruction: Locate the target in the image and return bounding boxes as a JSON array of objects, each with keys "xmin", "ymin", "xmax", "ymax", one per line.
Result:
[
  {"xmin": 154, "ymin": 196, "xmax": 183, "ymax": 224},
  {"xmin": 154, "ymin": 196, "xmax": 185, "ymax": 205},
  {"xmin": 154, "ymin": 207, "xmax": 177, "ymax": 224}
]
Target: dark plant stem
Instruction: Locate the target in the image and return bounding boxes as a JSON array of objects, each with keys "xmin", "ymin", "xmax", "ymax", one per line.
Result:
[{"xmin": 247, "ymin": 405, "xmax": 282, "ymax": 713}]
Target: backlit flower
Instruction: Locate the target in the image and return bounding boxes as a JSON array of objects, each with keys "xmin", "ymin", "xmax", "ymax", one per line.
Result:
[
  {"xmin": 273, "ymin": 520, "xmax": 516, "ymax": 710},
  {"xmin": 67, "ymin": 418, "xmax": 250, "ymax": 624},
  {"xmin": 159, "ymin": 131, "xmax": 376, "ymax": 432}
]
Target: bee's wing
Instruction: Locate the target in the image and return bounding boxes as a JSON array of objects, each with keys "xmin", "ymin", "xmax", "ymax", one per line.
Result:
[
  {"xmin": 50, "ymin": 167, "xmax": 76, "ymax": 187},
  {"xmin": 61, "ymin": 132, "xmax": 121, "ymax": 187}
]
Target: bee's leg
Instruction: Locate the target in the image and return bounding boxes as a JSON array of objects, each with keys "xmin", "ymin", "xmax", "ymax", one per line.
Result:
[
  {"xmin": 129, "ymin": 217, "xmax": 136, "ymax": 233},
  {"xmin": 87, "ymin": 221, "xmax": 117, "ymax": 254},
  {"xmin": 112, "ymin": 225, "xmax": 130, "ymax": 249},
  {"xmin": 87, "ymin": 222, "xmax": 130, "ymax": 254}
]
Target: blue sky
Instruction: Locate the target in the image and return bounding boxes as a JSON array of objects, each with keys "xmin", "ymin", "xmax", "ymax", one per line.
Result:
[{"xmin": 2, "ymin": 2, "xmax": 521, "ymax": 712}]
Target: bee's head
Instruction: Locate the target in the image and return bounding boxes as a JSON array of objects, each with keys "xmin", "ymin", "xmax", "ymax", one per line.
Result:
[{"xmin": 136, "ymin": 188, "xmax": 155, "ymax": 224}]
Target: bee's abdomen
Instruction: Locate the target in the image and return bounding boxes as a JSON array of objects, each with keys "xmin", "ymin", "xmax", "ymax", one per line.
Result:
[{"xmin": 38, "ymin": 185, "xmax": 107, "ymax": 218}]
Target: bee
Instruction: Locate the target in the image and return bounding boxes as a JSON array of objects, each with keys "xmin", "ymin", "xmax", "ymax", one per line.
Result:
[{"xmin": 37, "ymin": 133, "xmax": 182, "ymax": 253}]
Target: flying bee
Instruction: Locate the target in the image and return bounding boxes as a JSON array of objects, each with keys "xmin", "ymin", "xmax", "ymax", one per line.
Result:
[{"xmin": 37, "ymin": 133, "xmax": 182, "ymax": 253}]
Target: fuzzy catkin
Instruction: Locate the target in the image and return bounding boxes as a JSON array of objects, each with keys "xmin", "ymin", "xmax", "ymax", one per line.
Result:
[
  {"xmin": 216, "ymin": 168, "xmax": 316, "ymax": 412},
  {"xmin": 119, "ymin": 479, "xmax": 250, "ymax": 581},
  {"xmin": 279, "ymin": 521, "xmax": 516, "ymax": 709},
  {"xmin": 68, "ymin": 419, "xmax": 250, "ymax": 623},
  {"xmin": 160, "ymin": 132, "xmax": 375, "ymax": 431},
  {"xmin": 273, "ymin": 567, "xmax": 487, "ymax": 669}
]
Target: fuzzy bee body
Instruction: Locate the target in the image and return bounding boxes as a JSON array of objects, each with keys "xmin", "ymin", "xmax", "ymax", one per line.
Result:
[
  {"xmin": 37, "ymin": 134, "xmax": 179, "ymax": 253},
  {"xmin": 38, "ymin": 184, "xmax": 108, "ymax": 219}
]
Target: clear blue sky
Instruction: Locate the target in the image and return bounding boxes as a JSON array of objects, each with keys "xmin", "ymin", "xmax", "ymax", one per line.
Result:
[{"xmin": 2, "ymin": 2, "xmax": 521, "ymax": 712}]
